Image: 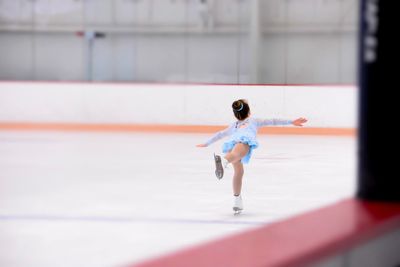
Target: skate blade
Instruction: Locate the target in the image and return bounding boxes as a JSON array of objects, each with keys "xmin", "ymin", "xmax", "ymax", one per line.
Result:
[
  {"xmin": 233, "ymin": 207, "xmax": 242, "ymax": 215},
  {"xmin": 214, "ymin": 154, "xmax": 224, "ymax": 179}
]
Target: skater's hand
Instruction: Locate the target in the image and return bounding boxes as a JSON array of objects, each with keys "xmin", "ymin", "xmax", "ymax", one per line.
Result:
[
  {"xmin": 292, "ymin": 117, "xmax": 308, "ymax": 126},
  {"xmin": 196, "ymin": 143, "xmax": 207, "ymax": 147}
]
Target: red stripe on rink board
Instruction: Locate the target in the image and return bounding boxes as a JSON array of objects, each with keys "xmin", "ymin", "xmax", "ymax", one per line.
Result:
[
  {"xmin": 129, "ymin": 199, "xmax": 400, "ymax": 267},
  {"xmin": 0, "ymin": 122, "xmax": 355, "ymax": 136}
]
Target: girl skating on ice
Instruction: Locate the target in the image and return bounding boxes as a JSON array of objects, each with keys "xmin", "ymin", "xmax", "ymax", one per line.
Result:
[{"xmin": 196, "ymin": 99, "xmax": 307, "ymax": 214}]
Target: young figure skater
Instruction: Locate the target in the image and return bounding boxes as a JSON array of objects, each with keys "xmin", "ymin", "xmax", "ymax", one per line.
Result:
[{"xmin": 196, "ymin": 99, "xmax": 307, "ymax": 214}]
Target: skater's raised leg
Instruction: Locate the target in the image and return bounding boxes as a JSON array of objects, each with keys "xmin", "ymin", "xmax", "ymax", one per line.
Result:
[
  {"xmin": 214, "ymin": 142, "xmax": 248, "ymax": 179},
  {"xmin": 224, "ymin": 143, "xmax": 249, "ymax": 165}
]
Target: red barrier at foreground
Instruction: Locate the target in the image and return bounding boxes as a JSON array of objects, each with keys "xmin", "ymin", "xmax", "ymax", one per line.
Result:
[{"xmin": 129, "ymin": 198, "xmax": 400, "ymax": 267}]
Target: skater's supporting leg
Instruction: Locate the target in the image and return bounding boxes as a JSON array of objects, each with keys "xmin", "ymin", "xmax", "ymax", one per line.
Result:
[
  {"xmin": 232, "ymin": 163, "xmax": 244, "ymax": 213},
  {"xmin": 224, "ymin": 143, "xmax": 249, "ymax": 164},
  {"xmin": 232, "ymin": 161, "xmax": 244, "ymax": 196}
]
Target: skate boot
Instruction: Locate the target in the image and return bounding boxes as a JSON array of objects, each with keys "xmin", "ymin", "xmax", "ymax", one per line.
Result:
[
  {"xmin": 214, "ymin": 153, "xmax": 224, "ymax": 179},
  {"xmin": 233, "ymin": 195, "xmax": 243, "ymax": 215}
]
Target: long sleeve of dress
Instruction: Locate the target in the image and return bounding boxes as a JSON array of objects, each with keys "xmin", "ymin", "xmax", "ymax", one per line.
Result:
[
  {"xmin": 255, "ymin": 118, "xmax": 293, "ymax": 128},
  {"xmin": 205, "ymin": 123, "xmax": 235, "ymax": 146}
]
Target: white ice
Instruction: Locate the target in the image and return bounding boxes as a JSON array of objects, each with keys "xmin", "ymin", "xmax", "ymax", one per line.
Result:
[{"xmin": 0, "ymin": 131, "xmax": 356, "ymax": 267}]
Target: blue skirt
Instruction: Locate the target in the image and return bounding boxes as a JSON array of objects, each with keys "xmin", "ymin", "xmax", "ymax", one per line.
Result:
[{"xmin": 222, "ymin": 136, "xmax": 259, "ymax": 164}]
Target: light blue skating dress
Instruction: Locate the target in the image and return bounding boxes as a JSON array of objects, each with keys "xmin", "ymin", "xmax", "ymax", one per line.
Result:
[{"xmin": 205, "ymin": 117, "xmax": 292, "ymax": 164}]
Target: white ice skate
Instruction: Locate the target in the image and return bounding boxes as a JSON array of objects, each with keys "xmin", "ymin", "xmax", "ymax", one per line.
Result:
[{"xmin": 233, "ymin": 195, "xmax": 243, "ymax": 215}]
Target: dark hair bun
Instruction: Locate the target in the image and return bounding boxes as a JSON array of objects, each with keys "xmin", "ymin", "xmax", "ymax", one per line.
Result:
[
  {"xmin": 232, "ymin": 99, "xmax": 250, "ymax": 120},
  {"xmin": 232, "ymin": 101, "xmax": 243, "ymax": 111}
]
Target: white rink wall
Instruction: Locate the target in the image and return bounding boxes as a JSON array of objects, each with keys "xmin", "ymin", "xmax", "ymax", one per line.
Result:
[{"xmin": 0, "ymin": 82, "xmax": 357, "ymax": 128}]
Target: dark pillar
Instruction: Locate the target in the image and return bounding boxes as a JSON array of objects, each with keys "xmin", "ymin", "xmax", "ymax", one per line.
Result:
[{"xmin": 357, "ymin": 0, "xmax": 399, "ymax": 201}]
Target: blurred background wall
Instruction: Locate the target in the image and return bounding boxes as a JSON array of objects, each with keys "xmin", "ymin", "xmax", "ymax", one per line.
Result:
[{"xmin": 0, "ymin": 0, "xmax": 358, "ymax": 84}]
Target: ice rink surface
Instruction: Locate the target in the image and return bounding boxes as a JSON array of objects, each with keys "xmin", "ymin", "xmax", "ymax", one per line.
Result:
[{"xmin": 0, "ymin": 131, "xmax": 356, "ymax": 267}]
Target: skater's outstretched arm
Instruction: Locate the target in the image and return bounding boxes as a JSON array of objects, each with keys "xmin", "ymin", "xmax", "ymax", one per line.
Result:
[
  {"xmin": 255, "ymin": 117, "xmax": 307, "ymax": 127},
  {"xmin": 196, "ymin": 123, "xmax": 235, "ymax": 147},
  {"xmin": 292, "ymin": 117, "xmax": 308, "ymax": 126}
]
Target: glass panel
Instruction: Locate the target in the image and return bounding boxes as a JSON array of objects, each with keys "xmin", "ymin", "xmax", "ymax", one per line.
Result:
[{"xmin": 0, "ymin": 0, "xmax": 358, "ymax": 84}]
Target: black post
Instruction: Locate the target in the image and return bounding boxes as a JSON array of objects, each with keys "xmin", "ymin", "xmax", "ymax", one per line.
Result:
[{"xmin": 357, "ymin": 0, "xmax": 399, "ymax": 201}]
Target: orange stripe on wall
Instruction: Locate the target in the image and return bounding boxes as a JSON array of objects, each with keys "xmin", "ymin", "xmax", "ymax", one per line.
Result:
[{"xmin": 0, "ymin": 122, "xmax": 356, "ymax": 136}]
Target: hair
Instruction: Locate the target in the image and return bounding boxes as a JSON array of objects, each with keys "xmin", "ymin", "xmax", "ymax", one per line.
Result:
[{"xmin": 232, "ymin": 99, "xmax": 250, "ymax": 121}]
